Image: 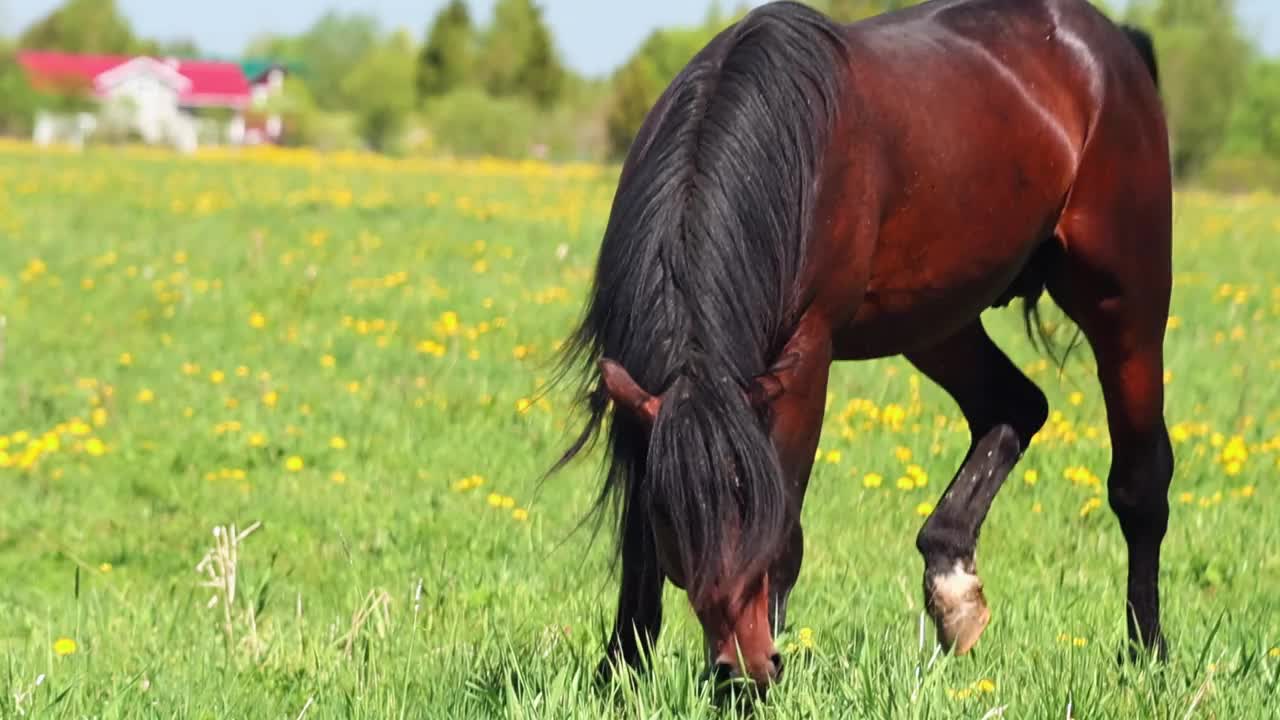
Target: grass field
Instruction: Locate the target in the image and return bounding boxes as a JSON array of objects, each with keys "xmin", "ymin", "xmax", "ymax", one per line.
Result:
[{"xmin": 1, "ymin": 141, "xmax": 1279, "ymax": 718}]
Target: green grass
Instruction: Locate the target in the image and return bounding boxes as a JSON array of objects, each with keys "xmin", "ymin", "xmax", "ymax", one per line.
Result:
[{"xmin": 1, "ymin": 143, "xmax": 1279, "ymax": 718}]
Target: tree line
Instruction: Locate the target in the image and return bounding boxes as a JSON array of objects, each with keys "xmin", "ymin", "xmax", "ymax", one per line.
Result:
[{"xmin": 1, "ymin": 0, "xmax": 1277, "ymax": 189}]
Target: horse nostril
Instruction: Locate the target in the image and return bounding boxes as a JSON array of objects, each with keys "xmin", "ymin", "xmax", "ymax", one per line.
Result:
[
  {"xmin": 711, "ymin": 661, "xmax": 737, "ymax": 683},
  {"xmin": 769, "ymin": 652, "xmax": 784, "ymax": 678}
]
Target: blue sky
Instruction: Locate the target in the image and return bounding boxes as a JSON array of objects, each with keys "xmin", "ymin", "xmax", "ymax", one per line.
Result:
[{"xmin": 6, "ymin": 0, "xmax": 1279, "ymax": 77}]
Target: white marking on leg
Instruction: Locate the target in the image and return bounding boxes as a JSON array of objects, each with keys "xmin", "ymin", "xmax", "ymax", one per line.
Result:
[{"xmin": 928, "ymin": 559, "xmax": 991, "ymax": 654}]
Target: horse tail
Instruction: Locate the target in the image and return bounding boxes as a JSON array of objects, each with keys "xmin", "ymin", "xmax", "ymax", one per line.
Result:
[{"xmin": 1120, "ymin": 25, "xmax": 1160, "ymax": 90}]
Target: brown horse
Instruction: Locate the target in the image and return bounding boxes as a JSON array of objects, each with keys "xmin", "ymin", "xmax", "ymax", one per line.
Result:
[{"xmin": 553, "ymin": 0, "xmax": 1171, "ymax": 693}]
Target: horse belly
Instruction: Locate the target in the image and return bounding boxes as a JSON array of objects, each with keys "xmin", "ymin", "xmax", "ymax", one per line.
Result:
[{"xmin": 831, "ymin": 204, "xmax": 1057, "ymax": 361}]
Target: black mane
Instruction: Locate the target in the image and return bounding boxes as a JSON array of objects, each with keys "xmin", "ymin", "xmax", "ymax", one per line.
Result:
[{"xmin": 550, "ymin": 1, "xmax": 849, "ymax": 602}]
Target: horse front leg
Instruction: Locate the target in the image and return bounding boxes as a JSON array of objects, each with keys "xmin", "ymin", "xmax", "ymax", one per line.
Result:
[{"xmin": 906, "ymin": 321, "xmax": 1048, "ymax": 653}]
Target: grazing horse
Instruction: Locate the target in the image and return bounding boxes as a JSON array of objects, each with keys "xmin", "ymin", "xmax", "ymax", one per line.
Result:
[{"xmin": 553, "ymin": 0, "xmax": 1171, "ymax": 692}]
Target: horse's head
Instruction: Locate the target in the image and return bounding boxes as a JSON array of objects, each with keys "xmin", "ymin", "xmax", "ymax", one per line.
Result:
[{"xmin": 600, "ymin": 355, "xmax": 808, "ymax": 691}]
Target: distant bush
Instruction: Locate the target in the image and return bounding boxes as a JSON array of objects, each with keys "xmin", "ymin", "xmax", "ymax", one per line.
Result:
[{"xmin": 423, "ymin": 88, "xmax": 549, "ymax": 159}]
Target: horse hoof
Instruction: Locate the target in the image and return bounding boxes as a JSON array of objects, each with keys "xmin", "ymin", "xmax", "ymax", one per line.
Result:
[{"xmin": 925, "ymin": 560, "xmax": 991, "ymax": 655}]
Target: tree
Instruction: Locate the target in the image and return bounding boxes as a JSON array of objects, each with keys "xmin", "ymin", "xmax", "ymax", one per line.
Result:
[
  {"xmin": 0, "ymin": 42, "xmax": 40, "ymax": 135},
  {"xmin": 417, "ymin": 0, "xmax": 474, "ymax": 102},
  {"xmin": 263, "ymin": 75, "xmax": 320, "ymax": 147},
  {"xmin": 342, "ymin": 30, "xmax": 417, "ymax": 152},
  {"xmin": 1223, "ymin": 58, "xmax": 1280, "ymax": 162},
  {"xmin": 1127, "ymin": 0, "xmax": 1253, "ymax": 179},
  {"xmin": 297, "ymin": 12, "xmax": 381, "ymax": 111},
  {"xmin": 18, "ymin": 0, "xmax": 142, "ymax": 54},
  {"xmin": 604, "ymin": 18, "xmax": 735, "ymax": 159},
  {"xmin": 152, "ymin": 37, "xmax": 201, "ymax": 58},
  {"xmin": 481, "ymin": 0, "xmax": 565, "ymax": 108}
]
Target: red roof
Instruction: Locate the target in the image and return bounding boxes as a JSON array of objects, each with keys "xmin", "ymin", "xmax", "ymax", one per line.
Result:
[{"xmin": 18, "ymin": 51, "xmax": 252, "ymax": 108}]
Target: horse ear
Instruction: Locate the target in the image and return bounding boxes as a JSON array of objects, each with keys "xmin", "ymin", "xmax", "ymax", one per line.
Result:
[
  {"xmin": 599, "ymin": 358, "xmax": 661, "ymax": 426},
  {"xmin": 748, "ymin": 352, "xmax": 801, "ymax": 410}
]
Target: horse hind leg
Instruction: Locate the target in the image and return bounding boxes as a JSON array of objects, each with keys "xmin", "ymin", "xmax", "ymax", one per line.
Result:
[
  {"xmin": 906, "ymin": 321, "xmax": 1049, "ymax": 653},
  {"xmin": 1048, "ymin": 207, "xmax": 1174, "ymax": 658}
]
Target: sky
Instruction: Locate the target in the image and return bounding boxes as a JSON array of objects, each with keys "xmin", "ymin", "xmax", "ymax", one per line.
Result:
[{"xmin": 6, "ymin": 0, "xmax": 1279, "ymax": 77}]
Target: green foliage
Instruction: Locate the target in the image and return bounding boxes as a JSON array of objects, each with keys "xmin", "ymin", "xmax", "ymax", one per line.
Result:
[
  {"xmin": 152, "ymin": 36, "xmax": 201, "ymax": 58},
  {"xmin": 819, "ymin": 0, "xmax": 922, "ymax": 22},
  {"xmin": 17, "ymin": 0, "xmax": 143, "ymax": 54},
  {"xmin": 424, "ymin": 88, "xmax": 543, "ymax": 157},
  {"xmin": 604, "ymin": 20, "xmax": 733, "ymax": 160},
  {"xmin": 263, "ymin": 76, "xmax": 320, "ymax": 147},
  {"xmin": 1223, "ymin": 58, "xmax": 1280, "ymax": 161},
  {"xmin": 341, "ymin": 30, "xmax": 418, "ymax": 153},
  {"xmin": 481, "ymin": 0, "xmax": 565, "ymax": 108},
  {"xmin": 290, "ymin": 12, "xmax": 381, "ymax": 112},
  {"xmin": 0, "ymin": 43, "xmax": 40, "ymax": 135},
  {"xmin": 417, "ymin": 0, "xmax": 475, "ymax": 102},
  {"xmin": 1128, "ymin": 0, "xmax": 1252, "ymax": 179}
]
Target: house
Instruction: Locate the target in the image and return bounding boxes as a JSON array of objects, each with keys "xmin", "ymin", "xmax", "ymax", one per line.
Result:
[{"xmin": 17, "ymin": 51, "xmax": 285, "ymax": 151}]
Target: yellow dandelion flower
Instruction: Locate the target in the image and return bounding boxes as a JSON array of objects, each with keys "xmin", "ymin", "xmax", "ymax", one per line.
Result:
[
  {"xmin": 976, "ymin": 678, "xmax": 996, "ymax": 693},
  {"xmin": 915, "ymin": 501, "xmax": 934, "ymax": 517},
  {"xmin": 1068, "ymin": 391, "xmax": 1084, "ymax": 406},
  {"xmin": 118, "ymin": 352, "xmax": 133, "ymax": 367},
  {"xmin": 1023, "ymin": 469, "xmax": 1039, "ymax": 485},
  {"xmin": 487, "ymin": 493, "xmax": 503, "ymax": 507},
  {"xmin": 512, "ymin": 508, "xmax": 529, "ymax": 521},
  {"xmin": 53, "ymin": 637, "xmax": 77, "ymax": 656},
  {"xmin": 331, "ymin": 471, "xmax": 347, "ymax": 484},
  {"xmin": 330, "ymin": 436, "xmax": 347, "ymax": 450},
  {"xmin": 136, "ymin": 388, "xmax": 154, "ymax": 403},
  {"xmin": 1073, "ymin": 637, "xmax": 1088, "ymax": 647},
  {"xmin": 825, "ymin": 449, "xmax": 842, "ymax": 464},
  {"xmin": 896, "ymin": 476, "xmax": 914, "ymax": 491},
  {"xmin": 440, "ymin": 311, "xmax": 460, "ymax": 336},
  {"xmin": 501, "ymin": 496, "xmax": 516, "ymax": 509},
  {"xmin": 84, "ymin": 438, "xmax": 107, "ymax": 457},
  {"xmin": 249, "ymin": 311, "xmax": 267, "ymax": 329},
  {"xmin": 99, "ymin": 563, "xmax": 112, "ymax": 573},
  {"xmin": 798, "ymin": 627, "xmax": 815, "ymax": 649},
  {"xmin": 906, "ymin": 464, "xmax": 928, "ymax": 487},
  {"xmin": 285, "ymin": 456, "xmax": 304, "ymax": 472},
  {"xmin": 894, "ymin": 446, "xmax": 912, "ymax": 462},
  {"xmin": 321, "ymin": 354, "xmax": 336, "ymax": 368},
  {"xmin": 515, "ymin": 398, "xmax": 532, "ymax": 414},
  {"xmin": 862, "ymin": 472, "xmax": 883, "ymax": 489},
  {"xmin": 1080, "ymin": 497, "xmax": 1103, "ymax": 517},
  {"xmin": 1032, "ymin": 502, "xmax": 1043, "ymax": 513},
  {"xmin": 1269, "ymin": 647, "xmax": 1280, "ymax": 658},
  {"xmin": 262, "ymin": 390, "xmax": 278, "ymax": 408},
  {"xmin": 210, "ymin": 370, "xmax": 225, "ymax": 384}
]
